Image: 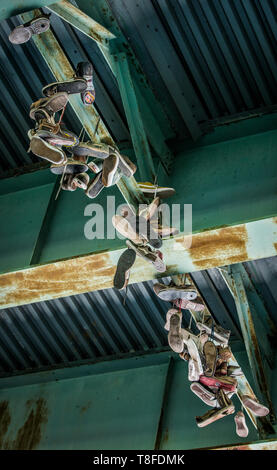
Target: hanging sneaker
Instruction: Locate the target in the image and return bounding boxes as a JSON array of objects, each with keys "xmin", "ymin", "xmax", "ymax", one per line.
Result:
[
  {"xmin": 234, "ymin": 411, "xmax": 249, "ymax": 437},
  {"xmin": 50, "ymin": 158, "xmax": 88, "ymax": 175},
  {"xmin": 117, "ymin": 153, "xmax": 137, "ymax": 177},
  {"xmin": 35, "ymin": 127, "xmax": 79, "ymax": 148},
  {"xmin": 241, "ymin": 395, "xmax": 269, "ymax": 417},
  {"xmin": 29, "ymin": 134, "xmax": 65, "ymax": 164},
  {"xmin": 30, "ymin": 92, "xmax": 68, "ymax": 120},
  {"xmin": 85, "ymin": 172, "xmax": 105, "ymax": 199},
  {"xmin": 188, "ymin": 358, "xmax": 200, "ymax": 382},
  {"xmin": 139, "ymin": 197, "xmax": 160, "ymax": 221},
  {"xmin": 186, "ymin": 337, "xmax": 203, "ymax": 376},
  {"xmin": 88, "ymin": 159, "xmax": 103, "ymax": 174},
  {"xmin": 199, "ymin": 374, "xmax": 237, "ymax": 393},
  {"xmin": 72, "ymin": 173, "xmax": 90, "ymax": 190},
  {"xmin": 113, "ymin": 248, "xmax": 136, "ymax": 290},
  {"xmin": 168, "ymin": 311, "xmax": 183, "ymax": 353},
  {"xmin": 9, "ymin": 15, "xmax": 50, "ymax": 45},
  {"xmin": 203, "ymin": 341, "xmax": 217, "ymax": 377},
  {"xmin": 76, "ymin": 61, "xmax": 95, "ymax": 105},
  {"xmin": 112, "ymin": 215, "xmax": 145, "ymax": 245},
  {"xmin": 153, "ymin": 283, "xmax": 197, "ymax": 302},
  {"xmin": 196, "ymin": 320, "xmax": 231, "ymax": 345},
  {"xmin": 196, "ymin": 390, "xmax": 235, "ymax": 428},
  {"xmin": 102, "ymin": 153, "xmax": 119, "ymax": 187},
  {"xmin": 126, "ymin": 239, "xmax": 166, "ymax": 273},
  {"xmin": 72, "ymin": 141, "xmax": 110, "ymax": 159},
  {"xmin": 138, "ymin": 182, "xmax": 176, "ymax": 199},
  {"xmin": 196, "ymin": 404, "xmax": 235, "ymax": 428},
  {"xmin": 190, "ymin": 382, "xmax": 217, "ymax": 407},
  {"xmin": 164, "ymin": 308, "xmax": 180, "ymax": 331},
  {"xmin": 42, "ymin": 78, "xmax": 87, "ymax": 97},
  {"xmin": 173, "ymin": 297, "xmax": 205, "ymax": 312},
  {"xmin": 62, "ymin": 174, "xmax": 77, "ymax": 192}
]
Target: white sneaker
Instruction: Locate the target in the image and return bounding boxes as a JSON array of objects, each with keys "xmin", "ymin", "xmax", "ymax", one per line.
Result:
[
  {"xmin": 188, "ymin": 358, "xmax": 200, "ymax": 382},
  {"xmin": 164, "ymin": 309, "xmax": 180, "ymax": 331}
]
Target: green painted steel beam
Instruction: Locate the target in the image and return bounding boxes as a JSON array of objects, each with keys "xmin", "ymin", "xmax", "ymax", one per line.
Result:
[
  {"xmin": 112, "ymin": 52, "xmax": 156, "ymax": 182},
  {"xmin": 47, "ymin": 0, "xmax": 116, "ymax": 47},
  {"xmin": 220, "ymin": 266, "xmax": 276, "ymax": 429},
  {"xmin": 0, "ymin": 0, "xmax": 54, "ymax": 21},
  {"xmin": 20, "ymin": 9, "xmax": 146, "ymax": 210}
]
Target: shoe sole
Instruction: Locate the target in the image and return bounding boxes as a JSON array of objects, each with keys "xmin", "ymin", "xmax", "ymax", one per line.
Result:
[
  {"xmin": 30, "ymin": 93, "xmax": 68, "ymax": 119},
  {"xmin": 9, "ymin": 17, "xmax": 50, "ymax": 44},
  {"xmin": 190, "ymin": 382, "xmax": 217, "ymax": 407},
  {"xmin": 102, "ymin": 154, "xmax": 119, "ymax": 187},
  {"xmin": 196, "ymin": 404, "xmax": 235, "ymax": 428},
  {"xmin": 235, "ymin": 414, "xmax": 249, "ymax": 437},
  {"xmin": 186, "ymin": 338, "xmax": 203, "ymax": 375},
  {"xmin": 86, "ymin": 173, "xmax": 104, "ymax": 199},
  {"xmin": 242, "ymin": 397, "xmax": 269, "ymax": 417},
  {"xmin": 168, "ymin": 314, "xmax": 183, "ymax": 353},
  {"xmin": 203, "ymin": 341, "xmax": 217, "ymax": 377},
  {"xmin": 73, "ymin": 143, "xmax": 109, "ymax": 159},
  {"xmin": 131, "ymin": 216, "xmax": 162, "ymax": 250},
  {"xmin": 30, "ymin": 137, "xmax": 64, "ymax": 164},
  {"xmin": 50, "ymin": 163, "xmax": 88, "ymax": 175},
  {"xmin": 43, "ymin": 79, "xmax": 87, "ymax": 97},
  {"xmin": 117, "ymin": 154, "xmax": 136, "ymax": 177},
  {"xmin": 126, "ymin": 240, "xmax": 166, "ymax": 273},
  {"xmin": 113, "ymin": 249, "xmax": 136, "ymax": 290},
  {"xmin": 157, "ymin": 289, "xmax": 197, "ymax": 302},
  {"xmin": 139, "ymin": 187, "xmax": 176, "ymax": 199}
]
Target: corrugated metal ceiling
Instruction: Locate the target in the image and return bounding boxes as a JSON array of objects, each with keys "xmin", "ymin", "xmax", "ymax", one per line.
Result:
[
  {"xmin": 0, "ymin": 0, "xmax": 276, "ymax": 176},
  {"xmin": 0, "ymin": 256, "xmax": 276, "ymax": 377}
]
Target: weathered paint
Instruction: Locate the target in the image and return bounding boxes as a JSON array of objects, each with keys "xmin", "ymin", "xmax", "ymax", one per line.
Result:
[
  {"xmin": 0, "ymin": 352, "xmax": 262, "ymax": 450},
  {"xmin": 0, "ymin": 398, "xmax": 48, "ymax": 450},
  {"xmin": 47, "ymin": 0, "xmax": 116, "ymax": 44},
  {"xmin": 181, "ymin": 225, "xmax": 248, "ymax": 270},
  {"xmin": 213, "ymin": 439, "xmax": 277, "ymax": 450},
  {"xmin": 0, "ymin": 217, "xmax": 277, "ymax": 309},
  {"xmin": 220, "ymin": 267, "xmax": 275, "ymax": 429}
]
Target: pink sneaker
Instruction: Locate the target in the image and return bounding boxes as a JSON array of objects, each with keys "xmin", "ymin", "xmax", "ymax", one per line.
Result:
[
  {"xmin": 234, "ymin": 411, "xmax": 249, "ymax": 437},
  {"xmin": 241, "ymin": 395, "xmax": 269, "ymax": 417},
  {"xmin": 173, "ymin": 297, "xmax": 204, "ymax": 312}
]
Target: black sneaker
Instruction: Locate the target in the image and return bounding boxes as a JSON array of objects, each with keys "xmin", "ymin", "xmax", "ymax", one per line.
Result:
[
  {"xmin": 113, "ymin": 248, "xmax": 136, "ymax": 290},
  {"xmin": 50, "ymin": 158, "xmax": 88, "ymax": 175},
  {"xmin": 42, "ymin": 78, "xmax": 87, "ymax": 97},
  {"xmin": 76, "ymin": 62, "xmax": 95, "ymax": 105}
]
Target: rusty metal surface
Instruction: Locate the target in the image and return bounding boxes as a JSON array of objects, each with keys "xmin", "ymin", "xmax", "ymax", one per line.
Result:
[
  {"xmin": 212, "ymin": 439, "xmax": 277, "ymax": 450},
  {"xmin": 0, "ymin": 398, "xmax": 48, "ymax": 450},
  {"xmin": 0, "ymin": 217, "xmax": 276, "ymax": 309}
]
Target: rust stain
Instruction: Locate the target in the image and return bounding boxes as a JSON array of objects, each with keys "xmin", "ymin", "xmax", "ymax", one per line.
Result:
[
  {"xmin": 274, "ymin": 243, "xmax": 277, "ymax": 252},
  {"xmin": 79, "ymin": 401, "xmax": 92, "ymax": 415},
  {"xmin": 10, "ymin": 398, "xmax": 48, "ymax": 450},
  {"xmin": 0, "ymin": 252, "xmax": 117, "ymax": 308},
  {"xmin": 161, "ymin": 428, "xmax": 169, "ymax": 446},
  {"xmin": 176, "ymin": 225, "xmax": 248, "ymax": 270},
  {"xmin": 0, "ymin": 401, "xmax": 11, "ymax": 449}
]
